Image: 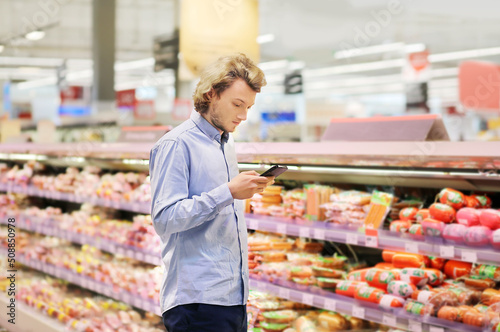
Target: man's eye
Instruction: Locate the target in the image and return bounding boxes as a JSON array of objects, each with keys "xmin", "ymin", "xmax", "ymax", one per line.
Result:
[{"xmin": 234, "ymin": 104, "xmax": 241, "ymax": 107}]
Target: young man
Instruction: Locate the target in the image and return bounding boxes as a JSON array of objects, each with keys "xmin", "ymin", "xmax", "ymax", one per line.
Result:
[{"xmin": 149, "ymin": 53, "xmax": 271, "ymax": 332}]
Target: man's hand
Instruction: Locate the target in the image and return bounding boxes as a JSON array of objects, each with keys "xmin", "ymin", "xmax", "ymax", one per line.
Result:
[{"xmin": 228, "ymin": 171, "xmax": 275, "ymax": 200}]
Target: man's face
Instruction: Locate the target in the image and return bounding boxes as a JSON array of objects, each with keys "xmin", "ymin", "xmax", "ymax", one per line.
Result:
[{"xmin": 205, "ymin": 78, "xmax": 257, "ymax": 134}]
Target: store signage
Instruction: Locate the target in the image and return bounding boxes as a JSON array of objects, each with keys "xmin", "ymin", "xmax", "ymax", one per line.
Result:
[
  {"xmin": 403, "ymin": 50, "xmax": 430, "ymax": 112},
  {"xmin": 180, "ymin": 0, "xmax": 259, "ymax": 76},
  {"xmin": 134, "ymin": 100, "xmax": 156, "ymax": 120},
  {"xmin": 321, "ymin": 114, "xmax": 450, "ymax": 141},
  {"xmin": 59, "ymin": 86, "xmax": 91, "ymax": 117},
  {"xmin": 116, "ymin": 89, "xmax": 136, "ymax": 110},
  {"xmin": 172, "ymin": 98, "xmax": 193, "ymax": 120},
  {"xmin": 459, "ymin": 61, "xmax": 500, "ymax": 111}
]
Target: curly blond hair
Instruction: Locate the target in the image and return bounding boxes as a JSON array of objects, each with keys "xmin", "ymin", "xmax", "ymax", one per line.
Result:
[{"xmin": 193, "ymin": 53, "xmax": 266, "ymax": 114}]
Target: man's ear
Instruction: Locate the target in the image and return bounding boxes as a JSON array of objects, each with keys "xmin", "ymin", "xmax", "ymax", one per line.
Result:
[{"xmin": 206, "ymin": 88, "xmax": 215, "ymax": 101}]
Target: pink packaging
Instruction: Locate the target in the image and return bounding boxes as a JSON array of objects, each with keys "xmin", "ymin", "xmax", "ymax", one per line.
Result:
[
  {"xmin": 456, "ymin": 207, "xmax": 480, "ymax": 227},
  {"xmin": 463, "ymin": 226, "xmax": 492, "ymax": 247},
  {"xmin": 479, "ymin": 209, "xmax": 500, "ymax": 230},
  {"xmin": 442, "ymin": 224, "xmax": 467, "ymax": 244},
  {"xmin": 422, "ymin": 219, "xmax": 445, "ymax": 237},
  {"xmin": 490, "ymin": 229, "xmax": 500, "ymax": 249}
]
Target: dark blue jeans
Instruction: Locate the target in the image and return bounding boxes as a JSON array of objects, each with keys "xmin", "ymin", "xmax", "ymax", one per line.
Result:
[{"xmin": 162, "ymin": 303, "xmax": 247, "ymax": 332}]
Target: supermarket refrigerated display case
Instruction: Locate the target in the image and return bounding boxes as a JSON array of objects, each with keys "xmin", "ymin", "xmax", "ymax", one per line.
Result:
[{"xmin": 1, "ymin": 141, "xmax": 500, "ymax": 332}]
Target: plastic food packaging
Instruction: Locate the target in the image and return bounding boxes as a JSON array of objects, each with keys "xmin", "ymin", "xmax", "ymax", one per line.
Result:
[
  {"xmin": 464, "ymin": 196, "xmax": 481, "ymax": 208},
  {"xmin": 364, "ymin": 268, "xmax": 398, "ymax": 291},
  {"xmin": 404, "ymin": 300, "xmax": 434, "ymax": 316},
  {"xmin": 442, "ymin": 223, "xmax": 467, "ymax": 244},
  {"xmin": 411, "ymin": 290, "xmax": 437, "ymax": 303},
  {"xmin": 382, "ymin": 250, "xmax": 397, "ymax": 263},
  {"xmin": 472, "ymin": 264, "xmax": 500, "ymax": 280},
  {"xmin": 392, "ymin": 252, "xmax": 425, "ymax": 269},
  {"xmin": 316, "ymin": 277, "xmax": 341, "ymax": 289},
  {"xmin": 438, "ymin": 188, "xmax": 465, "ymax": 210},
  {"xmin": 444, "ymin": 260, "xmax": 472, "ymax": 279},
  {"xmin": 387, "ymin": 280, "xmax": 417, "ymax": 298},
  {"xmin": 335, "ymin": 280, "xmax": 368, "ymax": 298},
  {"xmin": 354, "ymin": 285, "xmax": 386, "ymax": 303},
  {"xmin": 409, "ymin": 224, "xmax": 424, "ymax": 236},
  {"xmin": 262, "ymin": 310, "xmax": 298, "ymax": 324},
  {"xmin": 480, "ymin": 209, "xmax": 500, "ymax": 230},
  {"xmin": 447, "ymin": 287, "xmax": 482, "ymax": 305},
  {"xmin": 429, "ymin": 203, "xmax": 456, "ymax": 223},
  {"xmin": 427, "ymin": 291, "xmax": 459, "ymax": 314},
  {"xmin": 415, "ymin": 209, "xmax": 430, "ymax": 223},
  {"xmin": 311, "ymin": 266, "xmax": 344, "ymax": 278},
  {"xmin": 389, "ymin": 220, "xmax": 411, "ymax": 233},
  {"xmin": 463, "ymin": 276, "xmax": 496, "ymax": 290},
  {"xmin": 462, "ymin": 308, "xmax": 486, "ymax": 327},
  {"xmin": 481, "ymin": 288, "xmax": 500, "ymax": 306},
  {"xmin": 429, "ymin": 257, "xmax": 446, "ymax": 271},
  {"xmin": 471, "ymin": 194, "xmax": 492, "ymax": 209},
  {"xmin": 347, "ymin": 268, "xmax": 370, "ymax": 281},
  {"xmin": 399, "ymin": 207, "xmax": 418, "ymax": 221},
  {"xmin": 400, "ymin": 268, "xmax": 428, "ymax": 286},
  {"xmin": 423, "ymin": 268, "xmax": 445, "ymax": 286},
  {"xmin": 421, "ymin": 218, "xmax": 446, "ymax": 237},
  {"xmin": 463, "ymin": 226, "xmax": 492, "ymax": 246},
  {"xmin": 379, "ymin": 294, "xmax": 405, "ymax": 309},
  {"xmin": 456, "ymin": 207, "xmax": 481, "ymax": 226},
  {"xmin": 317, "ymin": 312, "xmax": 349, "ymax": 331}
]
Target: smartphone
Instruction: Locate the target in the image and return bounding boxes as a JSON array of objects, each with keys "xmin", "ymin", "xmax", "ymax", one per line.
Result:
[{"xmin": 260, "ymin": 165, "xmax": 288, "ymax": 178}]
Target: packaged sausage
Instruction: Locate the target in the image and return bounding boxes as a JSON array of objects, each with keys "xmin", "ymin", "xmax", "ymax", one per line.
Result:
[
  {"xmin": 382, "ymin": 250, "xmax": 398, "ymax": 263},
  {"xmin": 311, "ymin": 266, "xmax": 344, "ymax": 278},
  {"xmin": 444, "ymin": 260, "xmax": 472, "ymax": 279},
  {"xmin": 429, "ymin": 257, "xmax": 446, "ymax": 271},
  {"xmin": 438, "ymin": 188, "xmax": 465, "ymax": 210},
  {"xmin": 293, "ymin": 316, "xmax": 316, "ymax": 332},
  {"xmin": 447, "ymin": 287, "xmax": 482, "ymax": 305},
  {"xmin": 365, "ymin": 268, "xmax": 398, "ymax": 291},
  {"xmin": 409, "ymin": 224, "xmax": 424, "ymax": 236},
  {"xmin": 415, "ymin": 209, "xmax": 430, "ymax": 223},
  {"xmin": 463, "ymin": 308, "xmax": 486, "ymax": 327},
  {"xmin": 480, "ymin": 288, "xmax": 500, "ymax": 306},
  {"xmin": 260, "ymin": 321, "xmax": 290, "ymax": 332},
  {"xmin": 354, "ymin": 285, "xmax": 386, "ymax": 303},
  {"xmin": 491, "ymin": 229, "xmax": 500, "ymax": 249},
  {"xmin": 480, "ymin": 209, "xmax": 500, "ymax": 230},
  {"xmin": 400, "ymin": 207, "xmax": 418, "ymax": 221},
  {"xmin": 457, "ymin": 207, "xmax": 481, "ymax": 226},
  {"xmin": 424, "ymin": 268, "xmax": 445, "ymax": 286},
  {"xmin": 463, "ymin": 276, "xmax": 496, "ymax": 290},
  {"xmin": 429, "ymin": 203, "xmax": 456, "ymax": 223},
  {"xmin": 404, "ymin": 300, "xmax": 434, "ymax": 316},
  {"xmin": 288, "ymin": 266, "xmax": 313, "ymax": 279},
  {"xmin": 317, "ymin": 312, "xmax": 349, "ymax": 331},
  {"xmin": 347, "ymin": 268, "xmax": 370, "ymax": 282},
  {"xmin": 400, "ymin": 268, "xmax": 428, "ymax": 286},
  {"xmin": 387, "ymin": 280, "xmax": 417, "ymax": 298},
  {"xmin": 392, "ymin": 252, "xmax": 425, "ymax": 269},
  {"xmin": 472, "ymin": 264, "xmax": 500, "ymax": 280},
  {"xmin": 427, "ymin": 290, "xmax": 459, "ymax": 313},
  {"xmin": 464, "ymin": 196, "xmax": 482, "ymax": 209},
  {"xmin": 411, "ymin": 290, "xmax": 438, "ymax": 303},
  {"xmin": 463, "ymin": 226, "xmax": 492, "ymax": 247},
  {"xmin": 422, "ymin": 218, "xmax": 446, "ymax": 237},
  {"xmin": 262, "ymin": 310, "xmax": 298, "ymax": 324},
  {"xmin": 316, "ymin": 277, "xmax": 341, "ymax": 289},
  {"xmin": 437, "ymin": 306, "xmax": 461, "ymax": 322},
  {"xmin": 471, "ymin": 194, "xmax": 492, "ymax": 208},
  {"xmin": 442, "ymin": 223, "xmax": 467, "ymax": 244},
  {"xmin": 374, "ymin": 262, "xmax": 395, "ymax": 270},
  {"xmin": 335, "ymin": 280, "xmax": 367, "ymax": 298},
  {"xmin": 389, "ymin": 220, "xmax": 411, "ymax": 233},
  {"xmin": 313, "ymin": 256, "xmax": 346, "ymax": 269},
  {"xmin": 379, "ymin": 294, "xmax": 405, "ymax": 309}
]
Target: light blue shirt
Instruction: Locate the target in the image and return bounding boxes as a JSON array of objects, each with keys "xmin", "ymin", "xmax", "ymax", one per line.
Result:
[{"xmin": 149, "ymin": 111, "xmax": 248, "ymax": 315}]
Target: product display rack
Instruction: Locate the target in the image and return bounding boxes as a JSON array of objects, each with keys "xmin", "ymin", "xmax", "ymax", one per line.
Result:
[{"xmin": 1, "ymin": 141, "xmax": 500, "ymax": 332}]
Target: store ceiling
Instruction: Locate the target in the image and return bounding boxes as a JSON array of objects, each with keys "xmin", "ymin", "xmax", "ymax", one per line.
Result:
[{"xmin": 1, "ymin": 0, "xmax": 500, "ymax": 77}]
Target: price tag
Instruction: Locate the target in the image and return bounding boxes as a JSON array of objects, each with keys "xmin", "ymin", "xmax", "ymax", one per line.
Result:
[
  {"xmin": 133, "ymin": 298, "xmax": 141, "ymax": 308},
  {"xmin": 365, "ymin": 236, "xmax": 378, "ymax": 248},
  {"xmin": 104, "ymin": 288, "xmax": 112, "ymax": 297},
  {"xmin": 408, "ymin": 320, "xmax": 422, "ymax": 332},
  {"xmin": 126, "ymin": 250, "xmax": 134, "ymax": 258},
  {"xmin": 136, "ymin": 252, "xmax": 145, "ymax": 262},
  {"xmin": 299, "ymin": 227, "xmax": 310, "ymax": 238},
  {"xmin": 54, "ymin": 192, "xmax": 62, "ymax": 200},
  {"xmin": 276, "ymin": 224, "xmax": 287, "ymax": 234},
  {"xmin": 117, "ymin": 247, "xmax": 125, "ymax": 256},
  {"xmin": 95, "ymin": 284, "xmax": 103, "ymax": 294},
  {"xmin": 324, "ymin": 299, "xmax": 336, "ymax": 312},
  {"xmin": 313, "ymin": 228, "xmax": 326, "ymax": 240},
  {"xmin": 278, "ymin": 287, "xmax": 290, "ymax": 299},
  {"xmin": 131, "ymin": 203, "xmax": 140, "ymax": 212},
  {"xmin": 352, "ymin": 306, "xmax": 365, "ymax": 319},
  {"xmin": 112, "ymin": 201, "xmax": 120, "ymax": 210},
  {"xmin": 405, "ymin": 242, "xmax": 419, "ymax": 254},
  {"xmin": 346, "ymin": 233, "xmax": 359, "ymax": 245},
  {"xmin": 122, "ymin": 293, "xmax": 131, "ymax": 304},
  {"xmin": 302, "ymin": 293, "xmax": 314, "ymax": 306},
  {"xmin": 382, "ymin": 314, "xmax": 397, "ymax": 327},
  {"xmin": 429, "ymin": 326, "xmax": 445, "ymax": 332},
  {"xmin": 461, "ymin": 251, "xmax": 477, "ymax": 263},
  {"xmin": 439, "ymin": 245, "xmax": 455, "ymax": 258},
  {"xmin": 247, "ymin": 219, "xmax": 259, "ymax": 230}
]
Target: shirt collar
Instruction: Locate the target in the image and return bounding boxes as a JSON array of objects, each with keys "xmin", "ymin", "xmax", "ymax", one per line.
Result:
[{"xmin": 190, "ymin": 110, "xmax": 229, "ymax": 144}]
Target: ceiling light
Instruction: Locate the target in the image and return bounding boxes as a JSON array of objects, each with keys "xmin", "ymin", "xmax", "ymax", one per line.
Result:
[
  {"xmin": 257, "ymin": 34, "xmax": 275, "ymax": 44},
  {"xmin": 25, "ymin": 30, "xmax": 46, "ymax": 41},
  {"xmin": 305, "ymin": 59, "xmax": 404, "ymax": 77},
  {"xmin": 429, "ymin": 46, "xmax": 500, "ymax": 63},
  {"xmin": 334, "ymin": 42, "xmax": 404, "ymax": 59}
]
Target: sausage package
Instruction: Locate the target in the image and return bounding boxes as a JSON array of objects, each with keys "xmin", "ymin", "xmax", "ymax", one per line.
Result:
[
  {"xmin": 387, "ymin": 280, "xmax": 417, "ymax": 298},
  {"xmin": 400, "ymin": 268, "xmax": 428, "ymax": 286}
]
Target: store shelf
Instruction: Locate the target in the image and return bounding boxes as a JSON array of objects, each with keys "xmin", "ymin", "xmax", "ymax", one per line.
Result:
[
  {"xmin": 0, "ymin": 215, "xmax": 161, "ymax": 266},
  {"xmin": 245, "ymin": 213, "xmax": 500, "ymax": 266},
  {"xmin": 0, "ymin": 295, "xmax": 65, "ymax": 332},
  {"xmin": 249, "ymin": 276, "xmax": 481, "ymax": 332},
  {"xmin": 11, "ymin": 253, "xmax": 161, "ymax": 316},
  {"xmin": 0, "ymin": 183, "xmax": 151, "ymax": 214}
]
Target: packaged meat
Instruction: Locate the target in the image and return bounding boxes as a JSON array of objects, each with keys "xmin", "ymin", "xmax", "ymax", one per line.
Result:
[
  {"xmin": 415, "ymin": 209, "xmax": 430, "ymax": 223},
  {"xmin": 447, "ymin": 287, "xmax": 482, "ymax": 305},
  {"xmin": 317, "ymin": 312, "xmax": 349, "ymax": 331},
  {"xmin": 399, "ymin": 207, "xmax": 418, "ymax": 221},
  {"xmin": 409, "ymin": 224, "xmax": 424, "ymax": 235},
  {"xmin": 472, "ymin": 265, "xmax": 500, "ymax": 280},
  {"xmin": 387, "ymin": 280, "xmax": 417, "ymax": 298},
  {"xmin": 400, "ymin": 268, "xmax": 428, "ymax": 286},
  {"xmin": 382, "ymin": 250, "xmax": 397, "ymax": 263},
  {"xmin": 374, "ymin": 262, "xmax": 395, "ymax": 270},
  {"xmin": 354, "ymin": 285, "xmax": 386, "ymax": 303},
  {"xmin": 389, "ymin": 220, "xmax": 411, "ymax": 233},
  {"xmin": 444, "ymin": 260, "xmax": 472, "ymax": 279},
  {"xmin": 429, "ymin": 257, "xmax": 446, "ymax": 271},
  {"xmin": 464, "ymin": 196, "xmax": 482, "ymax": 208},
  {"xmin": 429, "ymin": 203, "xmax": 456, "ymax": 223},
  {"xmin": 261, "ymin": 321, "xmax": 290, "ymax": 332},
  {"xmin": 311, "ymin": 266, "xmax": 344, "ymax": 278},
  {"xmin": 491, "ymin": 229, "xmax": 500, "ymax": 249},
  {"xmin": 442, "ymin": 223, "xmax": 467, "ymax": 244},
  {"xmin": 463, "ymin": 276, "xmax": 496, "ymax": 290},
  {"xmin": 438, "ymin": 188, "xmax": 466, "ymax": 210},
  {"xmin": 480, "ymin": 209, "xmax": 500, "ymax": 230},
  {"xmin": 404, "ymin": 300, "xmax": 434, "ymax": 316},
  {"xmin": 411, "ymin": 290, "xmax": 437, "ymax": 303},
  {"xmin": 379, "ymin": 294, "xmax": 405, "ymax": 309},
  {"xmin": 456, "ymin": 207, "xmax": 481, "ymax": 226},
  {"xmin": 463, "ymin": 308, "xmax": 486, "ymax": 327},
  {"xmin": 437, "ymin": 306, "xmax": 461, "ymax": 322},
  {"xmin": 316, "ymin": 277, "xmax": 341, "ymax": 289},
  {"xmin": 471, "ymin": 194, "xmax": 492, "ymax": 208},
  {"xmin": 427, "ymin": 290, "xmax": 459, "ymax": 313},
  {"xmin": 422, "ymin": 218, "xmax": 446, "ymax": 237},
  {"xmin": 424, "ymin": 268, "xmax": 445, "ymax": 286},
  {"xmin": 392, "ymin": 253, "xmax": 425, "ymax": 269},
  {"xmin": 262, "ymin": 310, "xmax": 298, "ymax": 324},
  {"xmin": 335, "ymin": 280, "xmax": 367, "ymax": 298},
  {"xmin": 347, "ymin": 268, "xmax": 370, "ymax": 282},
  {"xmin": 463, "ymin": 226, "xmax": 492, "ymax": 247},
  {"xmin": 365, "ymin": 268, "xmax": 398, "ymax": 291}
]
